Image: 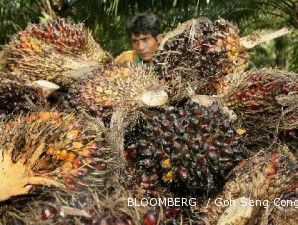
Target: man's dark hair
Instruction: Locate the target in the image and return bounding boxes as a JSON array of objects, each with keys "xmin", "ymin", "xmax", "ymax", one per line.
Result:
[{"xmin": 126, "ymin": 13, "xmax": 160, "ymax": 38}]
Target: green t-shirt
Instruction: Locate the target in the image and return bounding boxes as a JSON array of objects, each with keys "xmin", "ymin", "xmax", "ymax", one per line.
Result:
[{"xmin": 136, "ymin": 55, "xmax": 143, "ymax": 65}]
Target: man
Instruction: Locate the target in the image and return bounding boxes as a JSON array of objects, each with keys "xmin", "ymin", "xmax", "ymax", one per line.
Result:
[{"xmin": 115, "ymin": 13, "xmax": 160, "ymax": 65}]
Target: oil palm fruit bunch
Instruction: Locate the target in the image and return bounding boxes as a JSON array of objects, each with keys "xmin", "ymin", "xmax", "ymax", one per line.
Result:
[
  {"xmin": 152, "ymin": 18, "xmax": 249, "ymax": 96},
  {"xmin": 124, "ymin": 100, "xmax": 247, "ymax": 198},
  {"xmin": 222, "ymin": 145, "xmax": 296, "ymax": 204},
  {"xmin": 0, "ymin": 179, "xmax": 152, "ymax": 225},
  {"xmin": 0, "ymin": 110, "xmax": 112, "ymax": 202},
  {"xmin": 265, "ymin": 188, "xmax": 297, "ymax": 225},
  {"xmin": 1, "ymin": 36, "xmax": 98, "ymax": 87},
  {"xmin": 219, "ymin": 69, "xmax": 298, "ymax": 142},
  {"xmin": 3, "ymin": 18, "xmax": 110, "ymax": 65},
  {"xmin": 0, "ymin": 78, "xmax": 47, "ymax": 115},
  {"xmin": 27, "ymin": 18, "xmax": 111, "ymax": 64},
  {"xmin": 0, "ymin": 19, "xmax": 110, "ymax": 87},
  {"xmin": 191, "ymin": 145, "xmax": 296, "ymax": 225},
  {"xmin": 67, "ymin": 64, "xmax": 168, "ymax": 118}
]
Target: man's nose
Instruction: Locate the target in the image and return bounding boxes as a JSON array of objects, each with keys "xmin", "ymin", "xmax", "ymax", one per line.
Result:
[{"xmin": 136, "ymin": 41, "xmax": 145, "ymax": 51}]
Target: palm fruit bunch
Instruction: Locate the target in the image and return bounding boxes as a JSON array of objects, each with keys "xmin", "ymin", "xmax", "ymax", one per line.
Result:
[
  {"xmin": 265, "ymin": 188, "xmax": 297, "ymax": 225},
  {"xmin": 124, "ymin": 100, "xmax": 247, "ymax": 198},
  {"xmin": 26, "ymin": 18, "xmax": 110, "ymax": 64},
  {"xmin": 0, "ymin": 110, "xmax": 112, "ymax": 202},
  {"xmin": 152, "ymin": 18, "xmax": 249, "ymax": 96},
  {"xmin": 67, "ymin": 64, "xmax": 167, "ymax": 118},
  {"xmin": 0, "ymin": 18, "xmax": 110, "ymax": 87},
  {"xmin": 190, "ymin": 145, "xmax": 297, "ymax": 225},
  {"xmin": 0, "ymin": 78, "xmax": 47, "ymax": 115},
  {"xmin": 0, "ymin": 178, "xmax": 154, "ymax": 225},
  {"xmin": 219, "ymin": 69, "xmax": 298, "ymax": 142}
]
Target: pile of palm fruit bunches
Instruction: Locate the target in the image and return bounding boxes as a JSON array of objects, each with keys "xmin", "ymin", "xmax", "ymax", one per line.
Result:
[{"xmin": 0, "ymin": 17, "xmax": 296, "ymax": 225}]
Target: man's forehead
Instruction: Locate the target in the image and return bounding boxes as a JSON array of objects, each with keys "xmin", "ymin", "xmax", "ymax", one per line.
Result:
[{"xmin": 131, "ymin": 33, "xmax": 152, "ymax": 39}]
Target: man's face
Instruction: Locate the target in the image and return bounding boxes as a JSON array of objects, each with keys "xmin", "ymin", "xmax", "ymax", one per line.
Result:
[{"xmin": 131, "ymin": 33, "xmax": 159, "ymax": 62}]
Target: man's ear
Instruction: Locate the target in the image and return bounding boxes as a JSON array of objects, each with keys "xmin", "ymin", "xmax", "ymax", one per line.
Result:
[{"xmin": 156, "ymin": 34, "xmax": 164, "ymax": 44}]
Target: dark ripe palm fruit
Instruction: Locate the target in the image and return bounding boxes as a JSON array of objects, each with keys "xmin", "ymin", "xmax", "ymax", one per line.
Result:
[
  {"xmin": 0, "ymin": 19, "xmax": 110, "ymax": 87},
  {"xmin": 220, "ymin": 69, "xmax": 298, "ymax": 142},
  {"xmin": 0, "ymin": 110, "xmax": 111, "ymax": 202},
  {"xmin": 124, "ymin": 100, "xmax": 247, "ymax": 197},
  {"xmin": 192, "ymin": 145, "xmax": 297, "ymax": 225},
  {"xmin": 0, "ymin": 78, "xmax": 46, "ymax": 115},
  {"xmin": 41, "ymin": 205, "xmax": 59, "ymax": 220},
  {"xmin": 152, "ymin": 18, "xmax": 249, "ymax": 96},
  {"xmin": 67, "ymin": 64, "xmax": 166, "ymax": 118}
]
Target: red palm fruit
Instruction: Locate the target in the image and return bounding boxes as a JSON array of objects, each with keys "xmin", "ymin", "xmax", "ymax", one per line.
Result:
[
  {"xmin": 143, "ymin": 212, "xmax": 157, "ymax": 225},
  {"xmin": 41, "ymin": 205, "xmax": 58, "ymax": 220}
]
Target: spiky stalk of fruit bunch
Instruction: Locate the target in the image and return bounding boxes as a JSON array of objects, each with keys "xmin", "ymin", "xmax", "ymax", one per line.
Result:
[
  {"xmin": 219, "ymin": 69, "xmax": 298, "ymax": 142},
  {"xmin": 0, "ymin": 110, "xmax": 112, "ymax": 202},
  {"xmin": 191, "ymin": 145, "xmax": 296, "ymax": 225},
  {"xmin": 1, "ymin": 35, "xmax": 99, "ymax": 87},
  {"xmin": 124, "ymin": 100, "xmax": 247, "ymax": 198},
  {"xmin": 0, "ymin": 78, "xmax": 47, "ymax": 115},
  {"xmin": 279, "ymin": 129, "xmax": 298, "ymax": 156},
  {"xmin": 67, "ymin": 64, "xmax": 168, "ymax": 118},
  {"xmin": 152, "ymin": 17, "xmax": 249, "ymax": 97}
]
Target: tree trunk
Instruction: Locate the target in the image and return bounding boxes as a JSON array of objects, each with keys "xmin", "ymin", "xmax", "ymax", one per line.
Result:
[{"xmin": 275, "ymin": 36, "xmax": 288, "ymax": 69}]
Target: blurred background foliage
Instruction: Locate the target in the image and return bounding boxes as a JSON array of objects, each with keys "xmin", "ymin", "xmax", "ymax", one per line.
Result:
[{"xmin": 0, "ymin": 0, "xmax": 297, "ymax": 71}]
